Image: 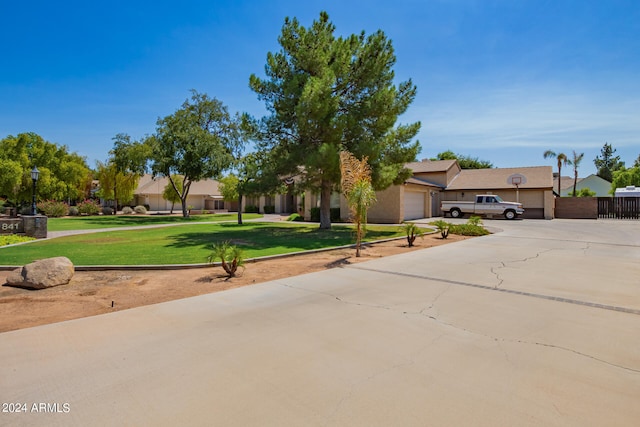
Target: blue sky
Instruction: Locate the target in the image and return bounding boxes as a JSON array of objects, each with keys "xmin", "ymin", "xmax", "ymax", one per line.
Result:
[{"xmin": 1, "ymin": 0, "xmax": 639, "ymax": 177}]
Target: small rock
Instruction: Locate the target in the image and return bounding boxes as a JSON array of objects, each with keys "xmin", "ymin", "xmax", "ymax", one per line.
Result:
[{"xmin": 6, "ymin": 257, "xmax": 75, "ymax": 290}]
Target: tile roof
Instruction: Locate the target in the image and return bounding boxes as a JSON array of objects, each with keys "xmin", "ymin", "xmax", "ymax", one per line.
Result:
[
  {"xmin": 552, "ymin": 176, "xmax": 577, "ymax": 190},
  {"xmin": 405, "ymin": 159, "xmax": 458, "ymax": 173},
  {"xmin": 405, "ymin": 177, "xmax": 446, "ymax": 188},
  {"xmin": 445, "ymin": 166, "xmax": 553, "ymax": 190}
]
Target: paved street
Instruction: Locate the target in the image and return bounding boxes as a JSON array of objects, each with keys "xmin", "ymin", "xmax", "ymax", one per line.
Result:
[{"xmin": 1, "ymin": 219, "xmax": 639, "ymax": 426}]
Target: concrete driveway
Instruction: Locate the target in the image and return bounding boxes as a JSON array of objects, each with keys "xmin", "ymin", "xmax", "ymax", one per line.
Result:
[{"xmin": 1, "ymin": 219, "xmax": 639, "ymax": 426}]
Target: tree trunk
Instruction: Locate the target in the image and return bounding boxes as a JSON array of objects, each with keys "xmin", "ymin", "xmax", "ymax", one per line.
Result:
[
  {"xmin": 573, "ymin": 171, "xmax": 578, "ymax": 197},
  {"xmin": 181, "ymin": 196, "xmax": 189, "ymax": 218},
  {"xmin": 557, "ymin": 165, "xmax": 562, "ymax": 195},
  {"xmin": 355, "ymin": 221, "xmax": 362, "ymax": 257},
  {"xmin": 237, "ymin": 193, "xmax": 243, "ymax": 225},
  {"xmin": 113, "ymin": 183, "xmax": 118, "ymax": 214},
  {"xmin": 319, "ymin": 179, "xmax": 332, "ymax": 230}
]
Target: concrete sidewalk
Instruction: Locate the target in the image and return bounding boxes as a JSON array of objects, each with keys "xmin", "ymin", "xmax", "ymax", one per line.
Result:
[{"xmin": 1, "ymin": 219, "xmax": 639, "ymax": 426}]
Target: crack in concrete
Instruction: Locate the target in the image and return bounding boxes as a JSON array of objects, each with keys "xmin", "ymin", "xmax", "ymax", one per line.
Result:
[
  {"xmin": 490, "ymin": 262, "xmax": 506, "ymax": 289},
  {"xmin": 404, "ymin": 308, "xmax": 640, "ymax": 374},
  {"xmin": 277, "ymin": 275, "xmax": 640, "ymax": 377},
  {"xmin": 347, "ymin": 265, "xmax": 640, "ymax": 316}
]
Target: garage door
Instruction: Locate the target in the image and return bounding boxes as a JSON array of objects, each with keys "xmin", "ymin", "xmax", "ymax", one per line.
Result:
[{"xmin": 404, "ymin": 191, "xmax": 425, "ymax": 220}]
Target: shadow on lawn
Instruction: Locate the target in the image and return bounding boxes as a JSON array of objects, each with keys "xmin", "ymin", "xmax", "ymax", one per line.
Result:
[{"xmin": 166, "ymin": 223, "xmax": 400, "ymax": 253}]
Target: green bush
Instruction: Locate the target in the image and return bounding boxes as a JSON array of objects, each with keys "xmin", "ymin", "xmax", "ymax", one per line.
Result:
[
  {"xmin": 77, "ymin": 199, "xmax": 101, "ymax": 215},
  {"xmin": 0, "ymin": 235, "xmax": 36, "ymax": 247},
  {"xmin": 310, "ymin": 207, "xmax": 341, "ymax": 222},
  {"xmin": 263, "ymin": 205, "xmax": 276, "ymax": 214},
  {"xmin": 121, "ymin": 206, "xmax": 134, "ymax": 214},
  {"xmin": 448, "ymin": 223, "xmax": 490, "ymax": 236},
  {"xmin": 244, "ymin": 205, "xmax": 259, "ymax": 213},
  {"xmin": 286, "ymin": 213, "xmax": 303, "ymax": 222},
  {"xmin": 310, "ymin": 207, "xmax": 320, "ymax": 222},
  {"xmin": 330, "ymin": 208, "xmax": 341, "ymax": 222},
  {"xmin": 19, "ymin": 206, "xmax": 33, "ymax": 215},
  {"xmin": 134, "ymin": 205, "xmax": 147, "ymax": 214},
  {"xmin": 37, "ymin": 200, "xmax": 69, "ymax": 217},
  {"xmin": 101, "ymin": 207, "xmax": 114, "ymax": 215},
  {"xmin": 467, "ymin": 216, "xmax": 483, "ymax": 226},
  {"xmin": 68, "ymin": 206, "xmax": 79, "ymax": 216}
]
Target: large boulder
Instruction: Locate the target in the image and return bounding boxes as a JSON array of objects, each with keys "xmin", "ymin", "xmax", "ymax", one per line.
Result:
[{"xmin": 6, "ymin": 257, "xmax": 74, "ymax": 290}]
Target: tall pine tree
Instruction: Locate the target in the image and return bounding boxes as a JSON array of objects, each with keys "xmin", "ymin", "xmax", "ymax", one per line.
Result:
[{"xmin": 250, "ymin": 12, "xmax": 420, "ymax": 229}]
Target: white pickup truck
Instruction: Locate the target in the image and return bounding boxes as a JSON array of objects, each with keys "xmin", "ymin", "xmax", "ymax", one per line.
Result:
[{"xmin": 441, "ymin": 195, "xmax": 524, "ymax": 220}]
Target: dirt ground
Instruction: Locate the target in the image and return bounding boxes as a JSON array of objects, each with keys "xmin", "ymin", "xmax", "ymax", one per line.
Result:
[{"xmin": 0, "ymin": 234, "xmax": 470, "ymax": 333}]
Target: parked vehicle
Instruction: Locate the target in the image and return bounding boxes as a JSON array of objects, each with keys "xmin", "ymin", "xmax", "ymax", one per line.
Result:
[{"xmin": 441, "ymin": 195, "xmax": 524, "ymax": 220}]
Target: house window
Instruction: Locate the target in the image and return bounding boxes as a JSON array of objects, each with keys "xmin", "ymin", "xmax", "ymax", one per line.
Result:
[{"xmin": 213, "ymin": 200, "xmax": 225, "ymax": 210}]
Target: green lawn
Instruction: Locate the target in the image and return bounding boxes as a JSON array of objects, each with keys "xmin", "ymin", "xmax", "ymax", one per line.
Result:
[
  {"xmin": 47, "ymin": 213, "xmax": 263, "ymax": 231},
  {"xmin": 0, "ymin": 222, "xmax": 404, "ymax": 266}
]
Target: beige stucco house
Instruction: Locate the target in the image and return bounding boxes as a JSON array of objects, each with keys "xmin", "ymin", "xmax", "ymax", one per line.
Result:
[
  {"xmin": 131, "ymin": 161, "xmax": 555, "ymax": 221},
  {"xmin": 364, "ymin": 160, "xmax": 554, "ymax": 222},
  {"xmin": 133, "ymin": 174, "xmax": 228, "ymax": 212}
]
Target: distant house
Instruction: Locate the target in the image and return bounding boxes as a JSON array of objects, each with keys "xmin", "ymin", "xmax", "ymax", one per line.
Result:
[
  {"xmin": 553, "ymin": 174, "xmax": 612, "ymax": 197},
  {"xmin": 133, "ymin": 175, "xmax": 229, "ymax": 212},
  {"xmin": 364, "ymin": 160, "xmax": 554, "ymax": 222}
]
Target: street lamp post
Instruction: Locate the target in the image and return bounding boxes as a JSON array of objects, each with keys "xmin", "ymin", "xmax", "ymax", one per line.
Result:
[{"xmin": 31, "ymin": 166, "xmax": 39, "ymax": 215}]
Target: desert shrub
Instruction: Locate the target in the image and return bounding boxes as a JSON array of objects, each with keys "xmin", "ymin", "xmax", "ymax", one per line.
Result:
[
  {"xmin": 403, "ymin": 222, "xmax": 425, "ymax": 247},
  {"xmin": 77, "ymin": 199, "xmax": 101, "ymax": 215},
  {"xmin": 432, "ymin": 220, "xmax": 450, "ymax": 239},
  {"xmin": 244, "ymin": 205, "xmax": 259, "ymax": 214},
  {"xmin": 68, "ymin": 206, "xmax": 79, "ymax": 216},
  {"xmin": 37, "ymin": 200, "xmax": 69, "ymax": 217},
  {"xmin": 207, "ymin": 241, "xmax": 245, "ymax": 278},
  {"xmin": 467, "ymin": 216, "xmax": 483, "ymax": 226},
  {"xmin": 263, "ymin": 205, "xmax": 275, "ymax": 214},
  {"xmin": 101, "ymin": 207, "xmax": 114, "ymax": 215},
  {"xmin": 121, "ymin": 206, "xmax": 134, "ymax": 214},
  {"xmin": 286, "ymin": 213, "xmax": 303, "ymax": 221},
  {"xmin": 448, "ymin": 223, "xmax": 490, "ymax": 236},
  {"xmin": 134, "ymin": 205, "xmax": 147, "ymax": 214}
]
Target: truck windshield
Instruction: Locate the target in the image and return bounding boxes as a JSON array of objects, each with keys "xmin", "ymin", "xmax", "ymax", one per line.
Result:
[{"xmin": 492, "ymin": 195, "xmax": 504, "ymax": 202}]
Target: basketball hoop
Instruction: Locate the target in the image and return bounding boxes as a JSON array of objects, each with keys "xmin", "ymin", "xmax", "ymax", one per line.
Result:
[{"xmin": 507, "ymin": 174, "xmax": 526, "ymax": 203}]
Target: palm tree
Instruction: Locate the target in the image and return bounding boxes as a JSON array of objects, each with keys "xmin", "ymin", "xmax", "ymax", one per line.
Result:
[
  {"xmin": 544, "ymin": 150, "xmax": 571, "ymax": 195},
  {"xmin": 340, "ymin": 151, "xmax": 377, "ymax": 257},
  {"xmin": 570, "ymin": 150, "xmax": 585, "ymax": 197}
]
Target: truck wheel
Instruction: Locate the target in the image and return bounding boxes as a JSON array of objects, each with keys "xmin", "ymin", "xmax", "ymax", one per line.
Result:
[
  {"xmin": 450, "ymin": 208, "xmax": 462, "ymax": 218},
  {"xmin": 504, "ymin": 210, "xmax": 516, "ymax": 220}
]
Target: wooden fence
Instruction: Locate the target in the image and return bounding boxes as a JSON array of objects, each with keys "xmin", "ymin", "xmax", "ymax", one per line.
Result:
[{"xmin": 597, "ymin": 197, "xmax": 640, "ymax": 219}]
